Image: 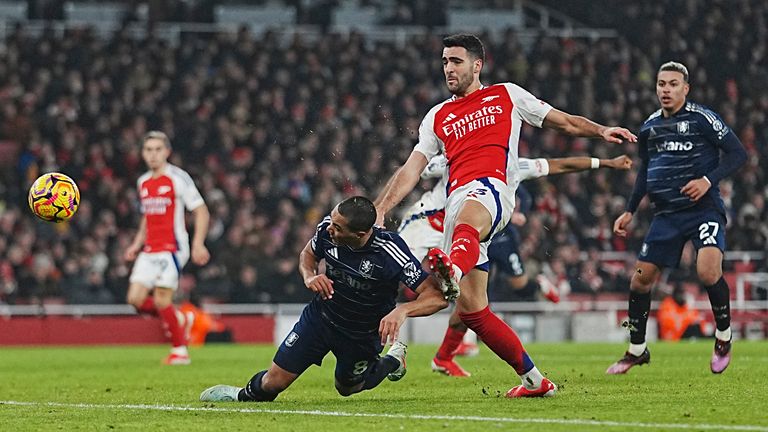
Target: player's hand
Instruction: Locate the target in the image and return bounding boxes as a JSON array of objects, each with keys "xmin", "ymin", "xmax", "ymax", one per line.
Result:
[
  {"xmin": 511, "ymin": 212, "xmax": 527, "ymax": 226},
  {"xmin": 613, "ymin": 211, "xmax": 633, "ymax": 237},
  {"xmin": 305, "ymin": 274, "xmax": 334, "ymax": 300},
  {"xmin": 681, "ymin": 178, "xmax": 711, "ymax": 202},
  {"xmin": 124, "ymin": 243, "xmax": 141, "ymax": 262},
  {"xmin": 605, "ymin": 155, "xmax": 633, "ymax": 170},
  {"xmin": 601, "ymin": 127, "xmax": 637, "ymax": 144},
  {"xmin": 379, "ymin": 308, "xmax": 407, "ymax": 346},
  {"xmin": 191, "ymin": 244, "xmax": 210, "ymax": 266}
]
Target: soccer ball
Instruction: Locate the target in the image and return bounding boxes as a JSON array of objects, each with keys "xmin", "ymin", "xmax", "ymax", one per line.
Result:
[{"xmin": 28, "ymin": 172, "xmax": 80, "ymax": 222}]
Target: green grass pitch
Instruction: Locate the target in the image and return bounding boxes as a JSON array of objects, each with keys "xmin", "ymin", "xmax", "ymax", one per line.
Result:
[{"xmin": 1, "ymin": 341, "xmax": 766, "ymax": 431}]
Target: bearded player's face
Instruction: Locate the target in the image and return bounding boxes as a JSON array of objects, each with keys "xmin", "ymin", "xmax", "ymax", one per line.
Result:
[{"xmin": 442, "ymin": 47, "xmax": 480, "ymax": 96}]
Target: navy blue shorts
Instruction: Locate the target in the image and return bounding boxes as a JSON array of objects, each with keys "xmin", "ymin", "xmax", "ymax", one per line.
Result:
[
  {"xmin": 273, "ymin": 302, "xmax": 384, "ymax": 386},
  {"xmin": 639, "ymin": 207, "xmax": 726, "ymax": 268},
  {"xmin": 488, "ymin": 225, "xmax": 525, "ymax": 277}
]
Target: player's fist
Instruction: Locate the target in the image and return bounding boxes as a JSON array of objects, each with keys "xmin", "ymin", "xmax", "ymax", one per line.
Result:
[
  {"xmin": 606, "ymin": 155, "xmax": 633, "ymax": 170},
  {"xmin": 124, "ymin": 243, "xmax": 141, "ymax": 262},
  {"xmin": 613, "ymin": 211, "xmax": 633, "ymax": 237},
  {"xmin": 192, "ymin": 244, "xmax": 210, "ymax": 266}
]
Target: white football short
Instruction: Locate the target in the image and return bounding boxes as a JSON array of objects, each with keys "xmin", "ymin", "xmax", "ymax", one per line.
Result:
[
  {"xmin": 129, "ymin": 250, "xmax": 189, "ymax": 290},
  {"xmin": 442, "ymin": 177, "xmax": 514, "ymax": 267},
  {"xmin": 398, "ymin": 216, "xmax": 444, "ymax": 262}
]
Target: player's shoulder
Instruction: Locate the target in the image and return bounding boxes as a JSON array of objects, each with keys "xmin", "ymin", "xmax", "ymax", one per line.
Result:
[
  {"xmin": 316, "ymin": 215, "xmax": 332, "ymax": 231},
  {"xmin": 683, "ymin": 101, "xmax": 724, "ymax": 124},
  {"xmin": 371, "ymin": 228, "xmax": 413, "ymax": 265},
  {"xmin": 641, "ymin": 109, "xmax": 663, "ymax": 128},
  {"xmin": 137, "ymin": 171, "xmax": 152, "ymax": 184}
]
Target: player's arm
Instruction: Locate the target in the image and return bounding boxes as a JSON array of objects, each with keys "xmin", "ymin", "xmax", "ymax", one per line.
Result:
[
  {"xmin": 373, "ymin": 151, "xmax": 429, "ymax": 225},
  {"xmin": 190, "ymin": 204, "xmax": 211, "ymax": 265},
  {"xmin": 124, "ymin": 217, "xmax": 146, "ymax": 261},
  {"xmin": 546, "ymin": 154, "xmax": 632, "ymax": 175},
  {"xmin": 379, "ymin": 278, "xmax": 448, "ymax": 345},
  {"xmin": 614, "ymin": 141, "xmax": 649, "ymax": 237},
  {"xmin": 542, "ymin": 108, "xmax": 637, "ymax": 144},
  {"xmin": 299, "ymin": 240, "xmax": 334, "ymax": 300},
  {"xmin": 681, "ymin": 130, "xmax": 747, "ymax": 201}
]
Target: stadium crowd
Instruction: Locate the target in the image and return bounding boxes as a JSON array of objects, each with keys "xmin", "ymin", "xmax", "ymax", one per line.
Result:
[{"xmin": 0, "ymin": 1, "xmax": 765, "ymax": 305}]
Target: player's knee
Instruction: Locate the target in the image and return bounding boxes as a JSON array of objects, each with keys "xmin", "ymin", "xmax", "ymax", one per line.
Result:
[
  {"xmin": 334, "ymin": 379, "xmax": 361, "ymax": 397},
  {"xmin": 126, "ymin": 292, "xmax": 143, "ymax": 307},
  {"xmin": 630, "ymin": 273, "xmax": 654, "ymax": 293},
  {"xmin": 697, "ymin": 267, "xmax": 722, "ymax": 286}
]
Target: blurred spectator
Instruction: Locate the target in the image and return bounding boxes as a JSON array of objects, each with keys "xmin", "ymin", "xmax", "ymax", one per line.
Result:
[{"xmin": 657, "ymin": 282, "xmax": 705, "ymax": 341}]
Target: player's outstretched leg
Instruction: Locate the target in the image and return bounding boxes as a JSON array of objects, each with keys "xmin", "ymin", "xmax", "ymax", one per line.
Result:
[
  {"xmin": 432, "ymin": 313, "xmax": 472, "ymax": 377},
  {"xmin": 427, "ymin": 248, "xmax": 460, "ymax": 300},
  {"xmin": 459, "ymin": 306, "xmax": 557, "ymax": 397},
  {"xmin": 386, "ymin": 341, "xmax": 408, "ymax": 381}
]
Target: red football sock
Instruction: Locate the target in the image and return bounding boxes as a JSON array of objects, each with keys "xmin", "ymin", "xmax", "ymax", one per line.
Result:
[
  {"xmin": 459, "ymin": 306, "xmax": 528, "ymax": 374},
  {"xmin": 436, "ymin": 327, "xmax": 467, "ymax": 361},
  {"xmin": 135, "ymin": 297, "xmax": 157, "ymax": 316},
  {"xmin": 157, "ymin": 305, "xmax": 185, "ymax": 347},
  {"xmin": 449, "ymin": 224, "xmax": 480, "ymax": 276}
]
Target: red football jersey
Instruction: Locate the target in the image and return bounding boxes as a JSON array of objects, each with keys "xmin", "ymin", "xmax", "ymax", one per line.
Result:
[
  {"xmin": 414, "ymin": 83, "xmax": 552, "ymax": 194},
  {"xmin": 137, "ymin": 164, "xmax": 204, "ymax": 253}
]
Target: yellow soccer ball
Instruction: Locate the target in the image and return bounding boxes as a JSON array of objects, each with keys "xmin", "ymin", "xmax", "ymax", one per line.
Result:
[{"xmin": 28, "ymin": 172, "xmax": 80, "ymax": 222}]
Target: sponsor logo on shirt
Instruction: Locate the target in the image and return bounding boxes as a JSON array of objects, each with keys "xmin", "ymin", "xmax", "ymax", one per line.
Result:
[
  {"xmin": 441, "ymin": 105, "xmax": 503, "ymax": 140},
  {"xmin": 656, "ymin": 140, "xmax": 693, "ymax": 152}
]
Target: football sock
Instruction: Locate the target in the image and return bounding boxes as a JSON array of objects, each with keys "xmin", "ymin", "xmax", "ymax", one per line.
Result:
[
  {"xmin": 629, "ymin": 343, "xmax": 647, "ymax": 357},
  {"xmin": 520, "ymin": 365, "xmax": 544, "ymax": 390},
  {"xmin": 628, "ymin": 291, "xmax": 651, "ymax": 345},
  {"xmin": 362, "ymin": 356, "xmax": 400, "ymax": 390},
  {"xmin": 157, "ymin": 305, "xmax": 185, "ymax": 347},
  {"xmin": 239, "ymin": 370, "xmax": 279, "ymax": 402},
  {"xmin": 459, "ymin": 306, "xmax": 532, "ymax": 374},
  {"xmin": 449, "ymin": 224, "xmax": 480, "ymax": 276},
  {"xmin": 715, "ymin": 328, "xmax": 732, "ymax": 342},
  {"xmin": 170, "ymin": 346, "xmax": 188, "ymax": 356},
  {"xmin": 136, "ymin": 297, "xmax": 157, "ymax": 316},
  {"xmin": 705, "ymin": 276, "xmax": 731, "ymax": 333},
  {"xmin": 436, "ymin": 327, "xmax": 467, "ymax": 361}
]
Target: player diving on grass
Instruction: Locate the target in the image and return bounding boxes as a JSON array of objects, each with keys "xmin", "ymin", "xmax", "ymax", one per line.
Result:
[
  {"xmin": 200, "ymin": 196, "xmax": 448, "ymax": 402},
  {"xmin": 375, "ymin": 34, "xmax": 635, "ymax": 397},
  {"xmin": 393, "ymin": 153, "xmax": 632, "ymax": 377}
]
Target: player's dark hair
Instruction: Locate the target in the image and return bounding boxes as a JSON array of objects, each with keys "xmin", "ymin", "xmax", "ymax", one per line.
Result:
[
  {"xmin": 443, "ymin": 34, "xmax": 485, "ymax": 62},
  {"xmin": 658, "ymin": 61, "xmax": 689, "ymax": 83},
  {"xmin": 143, "ymin": 130, "xmax": 172, "ymax": 150},
  {"xmin": 337, "ymin": 196, "xmax": 376, "ymax": 232}
]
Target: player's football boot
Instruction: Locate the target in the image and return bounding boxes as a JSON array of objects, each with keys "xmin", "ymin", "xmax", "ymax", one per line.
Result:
[
  {"xmin": 505, "ymin": 377, "xmax": 557, "ymax": 398},
  {"xmin": 536, "ymin": 274, "xmax": 560, "ymax": 303},
  {"xmin": 431, "ymin": 357, "xmax": 471, "ymax": 377},
  {"xmin": 710, "ymin": 338, "xmax": 732, "ymax": 374},
  {"xmin": 427, "ymin": 248, "xmax": 460, "ymax": 301},
  {"xmin": 453, "ymin": 341, "xmax": 480, "ymax": 357},
  {"xmin": 386, "ymin": 341, "xmax": 408, "ymax": 381},
  {"xmin": 163, "ymin": 352, "xmax": 191, "ymax": 365},
  {"xmin": 605, "ymin": 348, "xmax": 650, "ymax": 374},
  {"xmin": 200, "ymin": 385, "xmax": 241, "ymax": 402}
]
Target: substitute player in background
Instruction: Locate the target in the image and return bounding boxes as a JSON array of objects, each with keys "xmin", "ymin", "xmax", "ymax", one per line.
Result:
[
  {"xmin": 200, "ymin": 197, "xmax": 447, "ymax": 402},
  {"xmin": 375, "ymin": 34, "xmax": 636, "ymax": 397},
  {"xmin": 396, "ymin": 153, "xmax": 633, "ymax": 376},
  {"xmin": 124, "ymin": 131, "xmax": 210, "ymax": 365},
  {"xmin": 608, "ymin": 62, "xmax": 746, "ymax": 375}
]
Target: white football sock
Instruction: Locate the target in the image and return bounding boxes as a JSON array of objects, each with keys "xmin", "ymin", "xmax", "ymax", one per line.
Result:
[
  {"xmin": 171, "ymin": 346, "xmax": 189, "ymax": 356},
  {"xmin": 628, "ymin": 343, "xmax": 646, "ymax": 357},
  {"xmin": 715, "ymin": 327, "xmax": 731, "ymax": 342},
  {"xmin": 520, "ymin": 366, "xmax": 544, "ymax": 390}
]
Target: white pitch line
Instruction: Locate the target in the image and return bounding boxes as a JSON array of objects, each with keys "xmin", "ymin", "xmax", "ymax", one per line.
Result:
[{"xmin": 1, "ymin": 400, "xmax": 766, "ymax": 431}]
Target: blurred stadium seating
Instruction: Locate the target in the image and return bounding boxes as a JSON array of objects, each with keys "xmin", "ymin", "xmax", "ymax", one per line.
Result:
[{"xmin": 0, "ymin": 1, "xmax": 765, "ymax": 341}]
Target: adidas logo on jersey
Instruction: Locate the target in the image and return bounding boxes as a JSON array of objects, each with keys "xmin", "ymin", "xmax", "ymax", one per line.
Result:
[{"xmin": 442, "ymin": 113, "xmax": 457, "ymax": 123}]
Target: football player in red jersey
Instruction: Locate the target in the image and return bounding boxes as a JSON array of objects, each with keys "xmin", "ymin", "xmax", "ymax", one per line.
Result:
[
  {"xmin": 124, "ymin": 131, "xmax": 210, "ymax": 365},
  {"xmin": 375, "ymin": 34, "xmax": 636, "ymax": 397}
]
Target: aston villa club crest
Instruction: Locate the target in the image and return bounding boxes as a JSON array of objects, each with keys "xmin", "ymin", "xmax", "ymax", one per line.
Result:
[
  {"xmin": 284, "ymin": 331, "xmax": 299, "ymax": 347},
  {"xmin": 640, "ymin": 243, "xmax": 649, "ymax": 257},
  {"xmin": 677, "ymin": 121, "xmax": 689, "ymax": 134},
  {"xmin": 359, "ymin": 259, "xmax": 374, "ymax": 278}
]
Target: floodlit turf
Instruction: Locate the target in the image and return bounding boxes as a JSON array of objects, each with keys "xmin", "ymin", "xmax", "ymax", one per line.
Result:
[{"xmin": 1, "ymin": 341, "xmax": 766, "ymax": 431}]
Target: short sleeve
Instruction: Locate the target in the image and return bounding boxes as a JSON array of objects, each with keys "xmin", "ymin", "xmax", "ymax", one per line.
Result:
[{"xmin": 503, "ymin": 83, "xmax": 553, "ymax": 128}]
